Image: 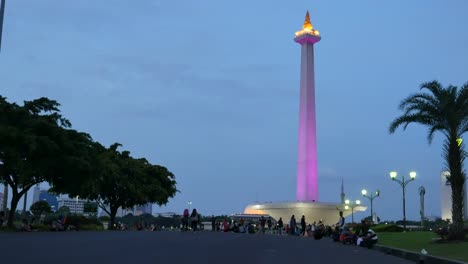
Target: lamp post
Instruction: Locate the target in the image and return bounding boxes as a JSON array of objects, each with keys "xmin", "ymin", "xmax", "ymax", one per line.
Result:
[
  {"xmin": 389, "ymin": 171, "xmax": 416, "ymax": 230},
  {"xmin": 361, "ymin": 189, "xmax": 380, "ymax": 223},
  {"xmin": 188, "ymin": 201, "xmax": 192, "ymax": 212},
  {"xmin": 0, "ymin": 0, "xmax": 6, "ymax": 52},
  {"xmin": 344, "ymin": 199, "xmax": 361, "ymax": 223}
]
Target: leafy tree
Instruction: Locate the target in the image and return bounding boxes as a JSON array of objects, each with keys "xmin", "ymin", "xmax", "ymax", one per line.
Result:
[
  {"xmin": 58, "ymin": 143, "xmax": 177, "ymax": 229},
  {"xmin": 0, "ymin": 96, "xmax": 93, "ymax": 227},
  {"xmin": 30, "ymin": 201, "xmax": 52, "ymax": 218},
  {"xmin": 83, "ymin": 202, "xmax": 98, "ymax": 216},
  {"xmin": 57, "ymin": 206, "xmax": 70, "ymax": 215},
  {"xmin": 389, "ymin": 81, "xmax": 468, "ymax": 240}
]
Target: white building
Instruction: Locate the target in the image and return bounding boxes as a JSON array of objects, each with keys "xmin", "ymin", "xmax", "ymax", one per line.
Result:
[
  {"xmin": 440, "ymin": 171, "xmax": 468, "ymax": 221},
  {"xmin": 57, "ymin": 196, "xmax": 87, "ymax": 215},
  {"xmin": 135, "ymin": 203, "xmax": 153, "ymax": 216},
  {"xmin": 32, "ymin": 185, "xmax": 41, "ymax": 204}
]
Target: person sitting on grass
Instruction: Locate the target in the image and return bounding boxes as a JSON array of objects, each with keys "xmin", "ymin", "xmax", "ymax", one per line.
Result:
[{"xmin": 357, "ymin": 229, "xmax": 378, "ymax": 248}]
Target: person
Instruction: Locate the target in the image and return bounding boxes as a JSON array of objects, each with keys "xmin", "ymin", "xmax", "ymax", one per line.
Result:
[
  {"xmin": 267, "ymin": 217, "xmax": 272, "ymax": 233},
  {"xmin": 340, "ymin": 226, "xmax": 354, "ymax": 244},
  {"xmin": 211, "ymin": 215, "xmax": 216, "ymax": 231},
  {"xmin": 259, "ymin": 216, "xmax": 266, "ymax": 234},
  {"xmin": 190, "ymin": 209, "xmax": 198, "ymax": 231},
  {"xmin": 336, "ymin": 211, "xmax": 345, "ymax": 231},
  {"xmin": 300, "ymin": 215, "xmax": 306, "ymax": 236},
  {"xmin": 358, "ymin": 229, "xmax": 378, "ymax": 248},
  {"xmin": 182, "ymin": 209, "xmax": 189, "ymax": 231},
  {"xmin": 277, "ymin": 217, "xmax": 283, "ymax": 235},
  {"xmin": 21, "ymin": 218, "xmax": 31, "ymax": 232},
  {"xmin": 222, "ymin": 219, "xmax": 230, "ymax": 232},
  {"xmin": 289, "ymin": 215, "xmax": 296, "ymax": 235}
]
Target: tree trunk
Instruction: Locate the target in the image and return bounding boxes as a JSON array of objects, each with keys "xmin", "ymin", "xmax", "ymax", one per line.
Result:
[
  {"xmin": 7, "ymin": 191, "xmax": 20, "ymax": 228},
  {"xmin": 2, "ymin": 184, "xmax": 7, "ymax": 225},
  {"xmin": 447, "ymin": 136, "xmax": 466, "ymax": 240},
  {"xmin": 109, "ymin": 204, "xmax": 118, "ymax": 230}
]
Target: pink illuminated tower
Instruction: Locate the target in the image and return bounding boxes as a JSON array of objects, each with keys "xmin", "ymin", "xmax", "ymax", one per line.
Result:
[{"xmin": 294, "ymin": 11, "xmax": 321, "ymax": 201}]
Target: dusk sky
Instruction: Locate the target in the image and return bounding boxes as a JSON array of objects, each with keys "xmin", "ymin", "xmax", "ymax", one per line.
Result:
[{"xmin": 1, "ymin": 0, "xmax": 468, "ymax": 222}]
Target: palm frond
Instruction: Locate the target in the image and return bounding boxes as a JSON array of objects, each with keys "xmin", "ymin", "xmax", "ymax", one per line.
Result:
[
  {"xmin": 427, "ymin": 124, "xmax": 448, "ymax": 144},
  {"xmin": 420, "ymin": 81, "xmax": 443, "ymax": 98},
  {"xmin": 399, "ymin": 93, "xmax": 438, "ymax": 111},
  {"xmin": 389, "ymin": 113, "xmax": 434, "ymax": 133}
]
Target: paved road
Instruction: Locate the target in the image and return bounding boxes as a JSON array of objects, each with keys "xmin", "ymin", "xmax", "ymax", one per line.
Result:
[{"xmin": 0, "ymin": 231, "xmax": 413, "ymax": 264}]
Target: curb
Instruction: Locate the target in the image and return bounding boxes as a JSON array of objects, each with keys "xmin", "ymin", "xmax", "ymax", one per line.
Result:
[{"xmin": 373, "ymin": 244, "xmax": 467, "ymax": 264}]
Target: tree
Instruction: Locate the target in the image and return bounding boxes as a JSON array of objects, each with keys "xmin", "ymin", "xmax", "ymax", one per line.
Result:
[
  {"xmin": 63, "ymin": 143, "xmax": 177, "ymax": 229},
  {"xmin": 30, "ymin": 201, "xmax": 52, "ymax": 218},
  {"xmin": 57, "ymin": 206, "xmax": 70, "ymax": 215},
  {"xmin": 389, "ymin": 81, "xmax": 468, "ymax": 240},
  {"xmin": 83, "ymin": 202, "xmax": 98, "ymax": 216},
  {"xmin": 0, "ymin": 96, "xmax": 93, "ymax": 227}
]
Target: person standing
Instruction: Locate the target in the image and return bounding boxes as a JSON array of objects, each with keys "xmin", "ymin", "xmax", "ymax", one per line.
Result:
[
  {"xmin": 259, "ymin": 216, "xmax": 266, "ymax": 234},
  {"xmin": 336, "ymin": 211, "xmax": 345, "ymax": 231},
  {"xmin": 267, "ymin": 217, "xmax": 272, "ymax": 233},
  {"xmin": 182, "ymin": 208, "xmax": 189, "ymax": 231},
  {"xmin": 289, "ymin": 215, "xmax": 296, "ymax": 235},
  {"xmin": 301, "ymin": 215, "xmax": 306, "ymax": 236},
  {"xmin": 190, "ymin": 209, "xmax": 198, "ymax": 231},
  {"xmin": 277, "ymin": 217, "xmax": 283, "ymax": 235},
  {"xmin": 211, "ymin": 215, "xmax": 216, "ymax": 231}
]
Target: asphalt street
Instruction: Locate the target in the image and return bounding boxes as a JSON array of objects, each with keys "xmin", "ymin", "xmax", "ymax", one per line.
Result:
[{"xmin": 0, "ymin": 231, "xmax": 413, "ymax": 264}]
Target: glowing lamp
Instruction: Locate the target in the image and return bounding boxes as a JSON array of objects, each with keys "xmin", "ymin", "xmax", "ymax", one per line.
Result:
[
  {"xmin": 361, "ymin": 189, "xmax": 367, "ymax": 196},
  {"xmin": 344, "ymin": 205, "xmax": 349, "ymax": 210},
  {"xmin": 409, "ymin": 171, "xmax": 416, "ymax": 179},
  {"xmin": 390, "ymin": 171, "xmax": 397, "ymax": 179},
  {"xmin": 356, "ymin": 200, "xmax": 361, "ymax": 205},
  {"xmin": 345, "ymin": 199, "xmax": 350, "ymax": 205}
]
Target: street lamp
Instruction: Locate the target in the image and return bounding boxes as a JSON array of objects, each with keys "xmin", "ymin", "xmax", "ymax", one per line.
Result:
[
  {"xmin": 389, "ymin": 171, "xmax": 416, "ymax": 230},
  {"xmin": 188, "ymin": 201, "xmax": 192, "ymax": 212},
  {"xmin": 361, "ymin": 189, "xmax": 380, "ymax": 223},
  {"xmin": 344, "ymin": 199, "xmax": 361, "ymax": 223}
]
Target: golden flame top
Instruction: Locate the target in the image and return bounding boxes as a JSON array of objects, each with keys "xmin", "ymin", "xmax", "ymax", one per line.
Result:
[
  {"xmin": 295, "ymin": 10, "xmax": 320, "ymax": 37},
  {"xmin": 303, "ymin": 11, "xmax": 313, "ymax": 30}
]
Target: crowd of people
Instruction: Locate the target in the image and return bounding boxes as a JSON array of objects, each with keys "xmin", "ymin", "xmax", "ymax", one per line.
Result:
[{"xmin": 181, "ymin": 209, "xmax": 378, "ymax": 249}]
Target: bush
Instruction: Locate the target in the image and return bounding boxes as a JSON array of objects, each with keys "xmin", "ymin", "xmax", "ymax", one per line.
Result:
[
  {"xmin": 66, "ymin": 215, "xmax": 100, "ymax": 225},
  {"xmin": 99, "ymin": 216, "xmax": 110, "ymax": 222},
  {"xmin": 80, "ymin": 224, "xmax": 104, "ymax": 231},
  {"xmin": 372, "ymin": 224, "xmax": 404, "ymax": 232}
]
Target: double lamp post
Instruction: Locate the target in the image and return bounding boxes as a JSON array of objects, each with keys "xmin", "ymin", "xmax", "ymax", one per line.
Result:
[
  {"xmin": 389, "ymin": 171, "xmax": 416, "ymax": 230},
  {"xmin": 361, "ymin": 189, "xmax": 380, "ymax": 223}
]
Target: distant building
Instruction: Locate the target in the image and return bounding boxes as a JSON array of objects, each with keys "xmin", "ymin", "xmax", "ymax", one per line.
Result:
[
  {"xmin": 135, "ymin": 203, "xmax": 152, "ymax": 216},
  {"xmin": 57, "ymin": 196, "xmax": 87, "ymax": 215},
  {"xmin": 440, "ymin": 171, "xmax": 468, "ymax": 221},
  {"xmin": 32, "ymin": 186, "xmax": 59, "ymax": 211},
  {"xmin": 32, "ymin": 186, "xmax": 40, "ymax": 204},
  {"xmin": 154, "ymin": 212, "xmax": 178, "ymax": 218}
]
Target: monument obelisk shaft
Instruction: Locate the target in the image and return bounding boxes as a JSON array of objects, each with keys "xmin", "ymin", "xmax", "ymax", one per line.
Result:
[{"xmin": 294, "ymin": 11, "xmax": 321, "ymax": 201}]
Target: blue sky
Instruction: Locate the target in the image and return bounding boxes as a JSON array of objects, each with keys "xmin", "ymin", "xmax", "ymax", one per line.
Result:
[{"xmin": 1, "ymin": 0, "xmax": 468, "ymax": 222}]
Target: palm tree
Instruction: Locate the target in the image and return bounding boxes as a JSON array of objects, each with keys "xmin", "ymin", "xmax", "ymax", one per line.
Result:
[{"xmin": 389, "ymin": 80, "xmax": 468, "ymax": 240}]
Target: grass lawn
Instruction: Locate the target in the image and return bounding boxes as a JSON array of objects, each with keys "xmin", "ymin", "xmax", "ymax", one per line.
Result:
[{"xmin": 378, "ymin": 232, "xmax": 468, "ymax": 263}]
